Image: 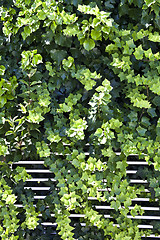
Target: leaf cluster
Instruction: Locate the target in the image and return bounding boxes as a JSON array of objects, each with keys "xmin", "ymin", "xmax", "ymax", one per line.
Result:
[{"xmin": 0, "ymin": 0, "xmax": 160, "ymax": 239}]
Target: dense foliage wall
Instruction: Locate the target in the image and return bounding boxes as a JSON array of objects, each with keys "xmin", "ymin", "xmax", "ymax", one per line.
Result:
[{"xmin": 1, "ymin": 0, "xmax": 160, "ymax": 239}]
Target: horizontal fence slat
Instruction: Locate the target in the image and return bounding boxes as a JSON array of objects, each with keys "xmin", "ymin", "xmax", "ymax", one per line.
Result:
[
  {"xmin": 127, "ymin": 161, "xmax": 148, "ymax": 165},
  {"xmin": 14, "ymin": 204, "xmax": 159, "ymax": 211},
  {"xmin": 95, "ymin": 206, "xmax": 160, "ymax": 211},
  {"xmin": 26, "ymin": 170, "xmax": 51, "ymax": 173},
  {"xmin": 40, "ymin": 222, "xmax": 154, "ymax": 229},
  {"xmin": 25, "ymin": 178, "xmax": 148, "ymax": 184},
  {"xmin": 38, "ymin": 213, "xmax": 160, "ymax": 220},
  {"xmin": 24, "ymin": 169, "xmax": 138, "ymax": 174},
  {"xmin": 33, "ymin": 196, "xmax": 158, "ymax": 202},
  {"xmin": 12, "ymin": 161, "xmax": 45, "ymax": 164},
  {"xmin": 26, "ymin": 178, "xmax": 56, "ymax": 182}
]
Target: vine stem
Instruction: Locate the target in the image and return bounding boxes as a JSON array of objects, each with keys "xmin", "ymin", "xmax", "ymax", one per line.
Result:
[
  {"xmin": 146, "ymin": 85, "xmax": 149, "ymax": 98},
  {"xmin": 139, "ymin": 108, "xmax": 144, "ymax": 122}
]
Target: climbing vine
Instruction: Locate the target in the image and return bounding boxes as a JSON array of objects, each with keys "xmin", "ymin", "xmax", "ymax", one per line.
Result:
[{"xmin": 0, "ymin": 0, "xmax": 160, "ymax": 239}]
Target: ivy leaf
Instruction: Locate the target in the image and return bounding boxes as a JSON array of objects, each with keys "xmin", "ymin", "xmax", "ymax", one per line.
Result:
[
  {"xmin": 5, "ymin": 194, "xmax": 17, "ymax": 204},
  {"xmin": 26, "ymin": 216, "xmax": 39, "ymax": 230},
  {"xmin": 47, "ymin": 131, "xmax": 61, "ymax": 143},
  {"xmin": 150, "ymin": 83, "xmax": 160, "ymax": 95},
  {"xmin": 149, "ymin": 32, "xmax": 160, "ymax": 42},
  {"xmin": 153, "ymin": 96, "xmax": 160, "ymax": 106},
  {"xmin": 124, "ymin": 198, "xmax": 131, "ymax": 208},
  {"xmin": 0, "ymin": 144, "xmax": 8, "ymax": 156},
  {"xmin": 111, "ymin": 200, "xmax": 120, "ymax": 211},
  {"xmin": 136, "ymin": 126, "xmax": 147, "ymax": 136},
  {"xmin": 147, "ymin": 108, "xmax": 157, "ymax": 117},
  {"xmin": 141, "ymin": 116, "xmax": 150, "ymax": 127},
  {"xmin": 62, "ymin": 56, "xmax": 74, "ymax": 69},
  {"xmin": 133, "ymin": 45, "xmax": 144, "ymax": 60},
  {"xmin": 117, "ymin": 161, "xmax": 128, "ymax": 174}
]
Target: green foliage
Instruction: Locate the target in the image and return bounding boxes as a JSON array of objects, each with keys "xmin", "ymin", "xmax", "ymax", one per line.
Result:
[
  {"xmin": 0, "ymin": 0, "xmax": 160, "ymax": 239},
  {"xmin": 0, "ymin": 168, "xmax": 39, "ymax": 239}
]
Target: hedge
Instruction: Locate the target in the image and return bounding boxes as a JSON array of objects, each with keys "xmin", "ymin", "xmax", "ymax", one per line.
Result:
[{"xmin": 0, "ymin": 0, "xmax": 160, "ymax": 239}]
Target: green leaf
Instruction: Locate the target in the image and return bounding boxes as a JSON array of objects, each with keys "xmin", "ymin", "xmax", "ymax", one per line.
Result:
[
  {"xmin": 26, "ymin": 216, "xmax": 39, "ymax": 230},
  {"xmin": 145, "ymin": 0, "xmax": 156, "ymax": 7},
  {"xmin": 150, "ymin": 82, "xmax": 160, "ymax": 95},
  {"xmin": 21, "ymin": 26, "xmax": 31, "ymax": 40},
  {"xmin": 36, "ymin": 141, "xmax": 51, "ymax": 158},
  {"xmin": 126, "ymin": 39, "xmax": 136, "ymax": 48},
  {"xmin": 63, "ymin": 25, "xmax": 79, "ymax": 36},
  {"xmin": 83, "ymin": 39, "xmax": 95, "ymax": 51},
  {"xmin": 95, "ymin": 128, "xmax": 103, "ymax": 137},
  {"xmin": 133, "ymin": 45, "xmax": 144, "ymax": 60},
  {"xmin": 111, "ymin": 200, "xmax": 120, "ymax": 211},
  {"xmin": 141, "ymin": 116, "xmax": 150, "ymax": 127},
  {"xmin": 62, "ymin": 56, "xmax": 74, "ymax": 69},
  {"xmin": 28, "ymin": 107, "xmax": 45, "ymax": 123},
  {"xmin": 91, "ymin": 29, "xmax": 101, "ymax": 40},
  {"xmin": 50, "ymin": 50, "xmax": 67, "ymax": 65},
  {"xmin": 47, "ymin": 131, "xmax": 61, "ymax": 143},
  {"xmin": 0, "ymin": 144, "xmax": 8, "ymax": 156},
  {"xmin": 19, "ymin": 103, "xmax": 27, "ymax": 113},
  {"xmin": 32, "ymin": 54, "xmax": 43, "ymax": 65},
  {"xmin": 147, "ymin": 108, "xmax": 157, "ymax": 117},
  {"xmin": 37, "ymin": 10, "xmax": 47, "ymax": 20},
  {"xmin": 116, "ymin": 161, "xmax": 128, "ymax": 173},
  {"xmin": 0, "ymin": 65, "xmax": 5, "ymax": 75},
  {"xmin": 148, "ymin": 32, "xmax": 160, "ymax": 42},
  {"xmin": 109, "ymin": 118, "xmax": 123, "ymax": 129},
  {"xmin": 153, "ymin": 96, "xmax": 160, "ymax": 106},
  {"xmin": 101, "ymin": 26, "xmax": 110, "ymax": 34},
  {"xmin": 4, "ymin": 194, "xmax": 16, "ymax": 204},
  {"xmin": 136, "ymin": 126, "xmax": 147, "ymax": 136}
]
